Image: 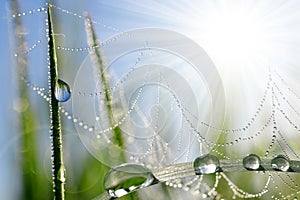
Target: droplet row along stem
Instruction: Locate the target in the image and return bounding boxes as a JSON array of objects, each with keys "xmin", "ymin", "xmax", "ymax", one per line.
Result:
[
  {"xmin": 152, "ymin": 156, "xmax": 300, "ymax": 183},
  {"xmin": 101, "ymin": 154, "xmax": 300, "ymax": 199}
]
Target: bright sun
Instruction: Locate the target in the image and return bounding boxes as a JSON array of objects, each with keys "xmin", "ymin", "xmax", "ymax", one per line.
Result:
[
  {"xmin": 203, "ymin": 11, "xmax": 266, "ymax": 65},
  {"xmin": 184, "ymin": 2, "xmax": 275, "ymax": 73}
]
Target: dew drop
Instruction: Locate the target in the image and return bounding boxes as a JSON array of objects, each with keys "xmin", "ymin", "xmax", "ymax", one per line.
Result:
[
  {"xmin": 271, "ymin": 155, "xmax": 290, "ymax": 172},
  {"xmin": 183, "ymin": 185, "xmax": 190, "ymax": 191},
  {"xmin": 243, "ymin": 154, "xmax": 261, "ymax": 170},
  {"xmin": 55, "ymin": 79, "xmax": 71, "ymax": 102},
  {"xmin": 193, "ymin": 154, "xmax": 220, "ymax": 175},
  {"xmin": 104, "ymin": 163, "xmax": 159, "ymax": 198},
  {"xmin": 57, "ymin": 165, "xmax": 66, "ymax": 183}
]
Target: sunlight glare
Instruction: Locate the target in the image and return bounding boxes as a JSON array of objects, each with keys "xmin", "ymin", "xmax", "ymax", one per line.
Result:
[{"xmin": 201, "ymin": 8, "xmax": 267, "ymax": 68}]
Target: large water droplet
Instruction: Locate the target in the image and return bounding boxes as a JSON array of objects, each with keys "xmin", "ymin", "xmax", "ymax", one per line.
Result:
[
  {"xmin": 193, "ymin": 154, "xmax": 220, "ymax": 175},
  {"xmin": 243, "ymin": 154, "xmax": 261, "ymax": 170},
  {"xmin": 55, "ymin": 79, "xmax": 71, "ymax": 102},
  {"xmin": 271, "ymin": 155, "xmax": 290, "ymax": 172},
  {"xmin": 104, "ymin": 163, "xmax": 159, "ymax": 198}
]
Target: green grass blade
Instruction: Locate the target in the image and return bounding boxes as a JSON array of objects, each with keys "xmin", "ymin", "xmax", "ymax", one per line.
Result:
[
  {"xmin": 84, "ymin": 14, "xmax": 141, "ymax": 200},
  {"xmin": 83, "ymin": 15, "xmax": 125, "ymax": 151},
  {"xmin": 47, "ymin": 4, "xmax": 66, "ymax": 200}
]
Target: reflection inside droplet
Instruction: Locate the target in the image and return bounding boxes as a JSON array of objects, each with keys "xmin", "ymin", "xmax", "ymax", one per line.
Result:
[
  {"xmin": 55, "ymin": 79, "xmax": 71, "ymax": 102},
  {"xmin": 193, "ymin": 154, "xmax": 220, "ymax": 175},
  {"xmin": 271, "ymin": 155, "xmax": 290, "ymax": 172},
  {"xmin": 243, "ymin": 154, "xmax": 261, "ymax": 170},
  {"xmin": 104, "ymin": 163, "xmax": 159, "ymax": 198}
]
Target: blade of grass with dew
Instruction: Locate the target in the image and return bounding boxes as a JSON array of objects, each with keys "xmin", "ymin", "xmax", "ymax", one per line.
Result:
[
  {"xmin": 48, "ymin": 4, "xmax": 66, "ymax": 200},
  {"xmin": 10, "ymin": 0, "xmax": 51, "ymax": 199},
  {"xmin": 84, "ymin": 14, "xmax": 140, "ymax": 200},
  {"xmin": 83, "ymin": 15, "xmax": 125, "ymax": 150}
]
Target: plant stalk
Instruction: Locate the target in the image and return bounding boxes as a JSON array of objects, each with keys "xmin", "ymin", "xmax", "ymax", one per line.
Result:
[
  {"xmin": 84, "ymin": 13, "xmax": 135, "ymax": 199},
  {"xmin": 48, "ymin": 4, "xmax": 65, "ymax": 200},
  {"xmin": 84, "ymin": 15, "xmax": 125, "ymax": 150}
]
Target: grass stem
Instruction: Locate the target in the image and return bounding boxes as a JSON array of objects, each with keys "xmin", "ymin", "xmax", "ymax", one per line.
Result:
[
  {"xmin": 84, "ymin": 14, "xmax": 125, "ymax": 152},
  {"xmin": 48, "ymin": 4, "xmax": 65, "ymax": 200}
]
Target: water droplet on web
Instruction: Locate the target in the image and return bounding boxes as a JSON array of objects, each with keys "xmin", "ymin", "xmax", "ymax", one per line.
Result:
[
  {"xmin": 55, "ymin": 79, "xmax": 71, "ymax": 102},
  {"xmin": 104, "ymin": 163, "xmax": 159, "ymax": 198},
  {"xmin": 243, "ymin": 154, "xmax": 261, "ymax": 170},
  {"xmin": 271, "ymin": 155, "xmax": 290, "ymax": 172},
  {"xmin": 193, "ymin": 154, "xmax": 220, "ymax": 175}
]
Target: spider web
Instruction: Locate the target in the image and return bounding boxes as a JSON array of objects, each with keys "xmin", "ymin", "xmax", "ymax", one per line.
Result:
[{"xmin": 11, "ymin": 3, "xmax": 300, "ymax": 200}]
